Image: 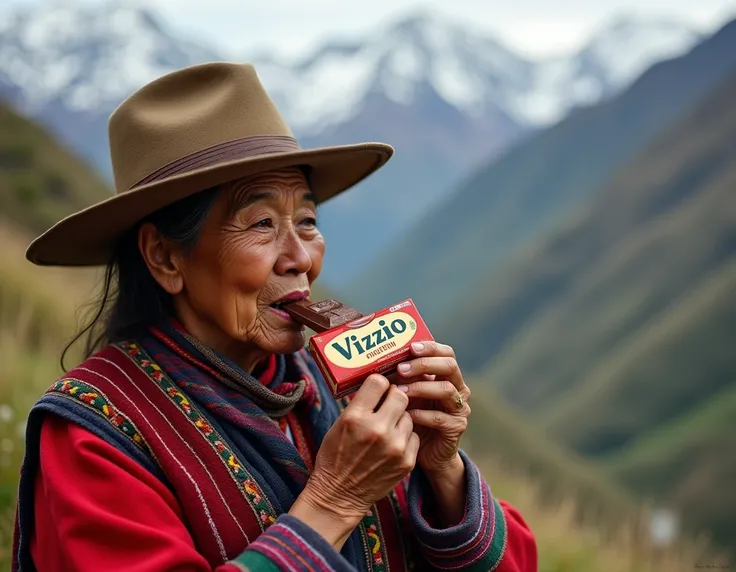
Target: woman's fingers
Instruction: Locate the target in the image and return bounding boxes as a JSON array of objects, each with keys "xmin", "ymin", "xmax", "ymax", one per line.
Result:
[
  {"xmin": 398, "ymin": 380, "xmax": 464, "ymax": 412},
  {"xmin": 349, "ymin": 374, "xmax": 391, "ymax": 412},
  {"xmin": 385, "ymin": 371, "xmax": 435, "ymax": 385},
  {"xmin": 398, "ymin": 341, "xmax": 471, "ymax": 400},
  {"xmin": 376, "ymin": 385, "xmax": 410, "ymax": 425},
  {"xmin": 409, "ymin": 409, "xmax": 469, "ymax": 432},
  {"xmin": 398, "ymin": 356, "xmax": 467, "ymax": 394},
  {"xmin": 405, "ymin": 432, "xmax": 420, "ymax": 468},
  {"xmin": 410, "ymin": 341, "xmax": 455, "ymax": 358},
  {"xmin": 396, "ymin": 411, "xmax": 414, "ymax": 440}
]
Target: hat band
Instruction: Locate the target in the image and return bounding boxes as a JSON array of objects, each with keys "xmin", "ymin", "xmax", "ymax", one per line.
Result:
[{"xmin": 131, "ymin": 135, "xmax": 300, "ymax": 189}]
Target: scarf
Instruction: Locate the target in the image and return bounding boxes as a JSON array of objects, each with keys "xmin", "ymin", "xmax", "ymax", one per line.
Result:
[{"xmin": 141, "ymin": 319, "xmax": 323, "ymax": 488}]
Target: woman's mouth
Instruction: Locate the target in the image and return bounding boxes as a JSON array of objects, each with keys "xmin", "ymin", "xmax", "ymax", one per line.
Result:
[
  {"xmin": 267, "ymin": 291, "xmax": 309, "ymax": 322},
  {"xmin": 267, "ymin": 304, "xmax": 294, "ymax": 321}
]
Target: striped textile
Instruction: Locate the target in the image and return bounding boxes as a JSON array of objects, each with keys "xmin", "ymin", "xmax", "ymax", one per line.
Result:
[{"xmin": 13, "ymin": 320, "xmax": 532, "ymax": 571}]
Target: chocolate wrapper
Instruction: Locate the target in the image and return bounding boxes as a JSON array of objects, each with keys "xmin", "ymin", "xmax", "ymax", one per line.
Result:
[{"xmin": 307, "ymin": 299, "xmax": 434, "ymax": 399}]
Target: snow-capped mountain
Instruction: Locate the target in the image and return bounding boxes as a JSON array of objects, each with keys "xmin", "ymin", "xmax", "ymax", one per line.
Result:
[
  {"xmin": 0, "ymin": 4, "xmax": 704, "ymax": 133},
  {"xmin": 260, "ymin": 11, "xmax": 704, "ymax": 131},
  {"xmin": 0, "ymin": 1, "xmax": 712, "ymax": 284},
  {"xmin": 0, "ymin": 1, "xmax": 220, "ymax": 115}
]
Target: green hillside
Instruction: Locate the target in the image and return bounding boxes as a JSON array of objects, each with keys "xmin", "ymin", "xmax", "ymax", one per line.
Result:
[
  {"xmin": 542, "ymin": 258, "xmax": 736, "ymax": 453},
  {"xmin": 0, "ymin": 102, "xmax": 112, "ymax": 235},
  {"xmin": 349, "ymin": 18, "xmax": 736, "ymax": 328},
  {"xmin": 470, "ymin": 72, "xmax": 736, "ymax": 429},
  {"xmin": 438, "ymin": 72, "xmax": 736, "ymax": 378},
  {"xmin": 463, "ymin": 386, "xmax": 636, "ymax": 522},
  {"xmin": 604, "ymin": 382, "xmax": 736, "ymax": 551},
  {"xmin": 441, "ymin": 73, "xmax": 736, "ymax": 556}
]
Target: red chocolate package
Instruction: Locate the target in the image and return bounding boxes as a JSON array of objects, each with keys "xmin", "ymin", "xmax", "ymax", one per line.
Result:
[{"xmin": 306, "ymin": 299, "xmax": 434, "ymax": 399}]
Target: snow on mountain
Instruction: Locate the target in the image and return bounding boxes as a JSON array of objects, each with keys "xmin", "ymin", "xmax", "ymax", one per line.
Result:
[
  {"xmin": 583, "ymin": 14, "xmax": 704, "ymax": 86},
  {"xmin": 0, "ymin": 2, "xmax": 714, "ymax": 284},
  {"xmin": 254, "ymin": 11, "xmax": 705, "ymax": 134},
  {"xmin": 0, "ymin": 3, "xmax": 706, "ymax": 135},
  {"xmin": 0, "ymin": 1, "xmax": 220, "ymax": 115}
]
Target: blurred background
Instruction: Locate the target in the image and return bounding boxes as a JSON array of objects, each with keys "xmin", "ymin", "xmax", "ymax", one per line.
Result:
[{"xmin": 1, "ymin": 0, "xmax": 735, "ymax": 569}]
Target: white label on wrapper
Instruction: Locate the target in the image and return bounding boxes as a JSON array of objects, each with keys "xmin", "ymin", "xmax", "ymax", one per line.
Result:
[{"xmin": 323, "ymin": 312, "xmax": 417, "ymax": 369}]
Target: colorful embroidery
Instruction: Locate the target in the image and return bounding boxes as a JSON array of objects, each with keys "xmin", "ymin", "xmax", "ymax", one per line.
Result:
[
  {"xmin": 46, "ymin": 378, "xmax": 150, "ymax": 455},
  {"xmin": 117, "ymin": 341, "xmax": 278, "ymax": 531},
  {"xmin": 359, "ymin": 505, "xmax": 389, "ymax": 572}
]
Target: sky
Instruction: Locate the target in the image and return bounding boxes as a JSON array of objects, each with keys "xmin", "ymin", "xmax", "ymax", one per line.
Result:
[{"xmin": 5, "ymin": 0, "xmax": 736, "ymax": 60}]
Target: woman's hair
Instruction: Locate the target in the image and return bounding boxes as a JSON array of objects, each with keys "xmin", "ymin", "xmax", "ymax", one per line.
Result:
[{"xmin": 60, "ymin": 186, "xmax": 221, "ymax": 371}]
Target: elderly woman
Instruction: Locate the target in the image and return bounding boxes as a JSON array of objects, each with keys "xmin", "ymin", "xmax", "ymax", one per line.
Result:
[{"xmin": 12, "ymin": 63, "xmax": 536, "ymax": 572}]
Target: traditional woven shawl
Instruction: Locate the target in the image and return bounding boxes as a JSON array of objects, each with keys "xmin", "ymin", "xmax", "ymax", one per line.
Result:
[{"xmin": 13, "ymin": 322, "xmax": 414, "ymax": 571}]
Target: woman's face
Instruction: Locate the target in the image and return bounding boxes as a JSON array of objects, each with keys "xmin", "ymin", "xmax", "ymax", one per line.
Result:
[{"xmin": 145, "ymin": 167, "xmax": 325, "ymax": 370}]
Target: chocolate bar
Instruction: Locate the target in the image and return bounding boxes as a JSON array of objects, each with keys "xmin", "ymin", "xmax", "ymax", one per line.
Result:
[
  {"xmin": 283, "ymin": 299, "xmax": 363, "ymax": 333},
  {"xmin": 288, "ymin": 298, "xmax": 435, "ymax": 399}
]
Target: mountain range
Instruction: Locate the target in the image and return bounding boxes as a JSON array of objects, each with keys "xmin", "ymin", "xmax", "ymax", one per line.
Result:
[
  {"xmin": 352, "ymin": 17, "xmax": 736, "ymax": 327},
  {"xmin": 476, "ymin": 70, "xmax": 736, "ymax": 552},
  {"xmin": 0, "ymin": 1, "xmax": 710, "ymax": 284},
  {"xmin": 335, "ymin": 15, "xmax": 736, "ymax": 554},
  {"xmin": 347, "ymin": 23, "xmax": 736, "ymax": 554}
]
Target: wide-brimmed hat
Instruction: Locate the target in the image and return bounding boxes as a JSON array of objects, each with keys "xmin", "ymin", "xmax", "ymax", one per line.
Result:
[{"xmin": 25, "ymin": 62, "xmax": 394, "ymax": 266}]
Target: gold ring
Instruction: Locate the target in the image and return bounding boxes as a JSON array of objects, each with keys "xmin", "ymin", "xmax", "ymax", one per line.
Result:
[{"xmin": 455, "ymin": 394, "xmax": 464, "ymax": 409}]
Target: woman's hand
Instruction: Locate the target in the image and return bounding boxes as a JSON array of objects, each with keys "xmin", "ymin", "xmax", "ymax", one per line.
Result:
[
  {"xmin": 290, "ymin": 374, "xmax": 419, "ymax": 548},
  {"xmin": 394, "ymin": 341, "xmax": 471, "ymax": 474},
  {"xmin": 393, "ymin": 341, "xmax": 472, "ymax": 526}
]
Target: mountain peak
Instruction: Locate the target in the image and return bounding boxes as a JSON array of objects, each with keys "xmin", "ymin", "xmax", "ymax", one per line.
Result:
[
  {"xmin": 0, "ymin": 3, "xmax": 706, "ymax": 129},
  {"xmin": 580, "ymin": 11, "xmax": 704, "ymax": 85},
  {"xmin": 387, "ymin": 8, "xmax": 460, "ymax": 34},
  {"xmin": 0, "ymin": 1, "xmax": 220, "ymax": 113}
]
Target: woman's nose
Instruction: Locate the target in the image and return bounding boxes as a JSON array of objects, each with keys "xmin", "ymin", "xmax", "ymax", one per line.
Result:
[{"xmin": 274, "ymin": 228, "xmax": 312, "ymax": 275}]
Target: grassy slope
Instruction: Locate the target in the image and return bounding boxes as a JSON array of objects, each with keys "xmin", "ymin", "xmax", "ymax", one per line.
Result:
[
  {"xmin": 0, "ymin": 102, "xmax": 112, "ymax": 235},
  {"xmin": 463, "ymin": 386, "xmax": 636, "ymax": 523},
  {"xmin": 445, "ymin": 73, "xmax": 736, "ymax": 402},
  {"xmin": 449, "ymin": 75, "xmax": 736, "ymax": 556},
  {"xmin": 542, "ymin": 258, "xmax": 736, "ymax": 452},
  {"xmin": 603, "ymin": 384, "xmax": 736, "ymax": 551},
  {"xmin": 348, "ymin": 19, "xmax": 736, "ymax": 327}
]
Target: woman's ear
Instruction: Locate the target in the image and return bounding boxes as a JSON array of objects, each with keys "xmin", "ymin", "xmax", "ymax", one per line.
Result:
[{"xmin": 138, "ymin": 223, "xmax": 185, "ymax": 295}]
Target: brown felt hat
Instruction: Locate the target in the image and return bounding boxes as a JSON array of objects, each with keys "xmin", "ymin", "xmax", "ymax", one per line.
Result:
[{"xmin": 26, "ymin": 61, "xmax": 394, "ymax": 266}]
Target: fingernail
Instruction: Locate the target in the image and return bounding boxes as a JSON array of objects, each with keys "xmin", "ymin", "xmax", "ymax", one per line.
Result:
[
  {"xmin": 398, "ymin": 385, "xmax": 409, "ymax": 392},
  {"xmin": 398, "ymin": 363, "xmax": 411, "ymax": 373},
  {"xmin": 411, "ymin": 342, "xmax": 424, "ymax": 353}
]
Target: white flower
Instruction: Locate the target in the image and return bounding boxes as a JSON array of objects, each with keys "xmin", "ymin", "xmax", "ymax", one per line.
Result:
[{"xmin": 0, "ymin": 404, "xmax": 13, "ymax": 423}]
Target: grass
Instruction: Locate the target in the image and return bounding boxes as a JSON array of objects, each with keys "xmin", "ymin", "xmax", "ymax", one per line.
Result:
[
  {"xmin": 603, "ymin": 384, "xmax": 736, "ymax": 552},
  {"xmin": 475, "ymin": 457, "xmax": 728, "ymax": 572}
]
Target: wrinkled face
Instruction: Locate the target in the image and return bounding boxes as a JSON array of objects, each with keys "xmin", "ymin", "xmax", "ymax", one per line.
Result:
[{"xmin": 143, "ymin": 167, "xmax": 325, "ymax": 370}]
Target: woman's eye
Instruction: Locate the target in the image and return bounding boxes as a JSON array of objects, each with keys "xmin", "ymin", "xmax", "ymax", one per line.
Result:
[
  {"xmin": 253, "ymin": 218, "xmax": 273, "ymax": 229},
  {"xmin": 301, "ymin": 217, "xmax": 317, "ymax": 228}
]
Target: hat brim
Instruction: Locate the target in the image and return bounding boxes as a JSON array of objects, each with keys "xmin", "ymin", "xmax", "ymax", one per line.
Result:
[{"xmin": 26, "ymin": 142, "xmax": 393, "ymax": 266}]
